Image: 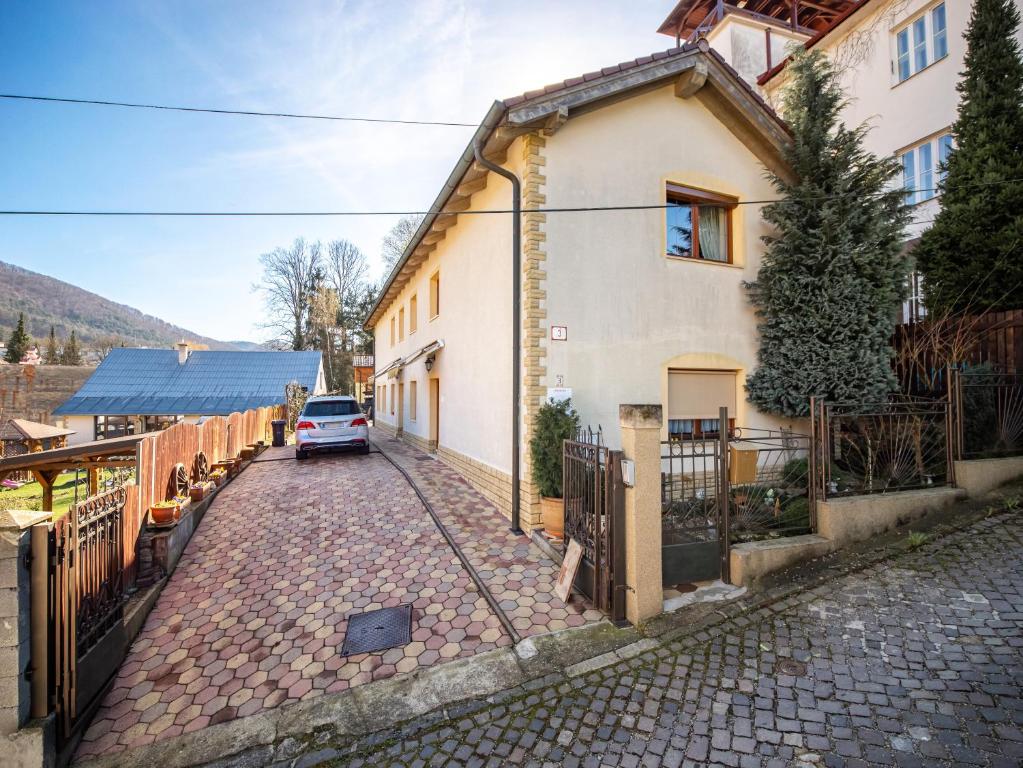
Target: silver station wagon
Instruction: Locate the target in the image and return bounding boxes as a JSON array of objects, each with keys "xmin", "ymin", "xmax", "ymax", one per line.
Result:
[{"xmin": 295, "ymin": 395, "xmax": 370, "ymax": 459}]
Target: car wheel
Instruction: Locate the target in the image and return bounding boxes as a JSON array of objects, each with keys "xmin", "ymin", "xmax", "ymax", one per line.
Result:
[{"xmin": 296, "ymin": 449, "xmax": 307, "ymax": 461}]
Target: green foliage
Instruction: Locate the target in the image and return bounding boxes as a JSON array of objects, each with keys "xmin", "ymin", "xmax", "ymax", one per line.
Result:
[
  {"xmin": 60, "ymin": 330, "xmax": 82, "ymax": 366},
  {"xmin": 915, "ymin": 0, "xmax": 1023, "ymax": 314},
  {"xmin": 906, "ymin": 531, "xmax": 929, "ymax": 549},
  {"xmin": 745, "ymin": 50, "xmax": 911, "ymax": 418},
  {"xmin": 782, "ymin": 457, "xmax": 809, "ymax": 483},
  {"xmin": 529, "ymin": 398, "xmax": 580, "ymax": 498},
  {"xmin": 44, "ymin": 326, "xmax": 59, "ymax": 365},
  {"xmin": 4, "ymin": 312, "xmax": 31, "ymax": 363}
]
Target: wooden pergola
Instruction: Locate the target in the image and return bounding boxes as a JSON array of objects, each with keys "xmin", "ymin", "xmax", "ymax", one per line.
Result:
[
  {"xmin": 657, "ymin": 0, "xmax": 860, "ymax": 43},
  {"xmin": 0, "ymin": 435, "xmax": 143, "ymax": 511}
]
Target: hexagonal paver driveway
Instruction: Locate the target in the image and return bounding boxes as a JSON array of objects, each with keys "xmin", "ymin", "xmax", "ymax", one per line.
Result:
[{"xmin": 77, "ymin": 442, "xmax": 600, "ymax": 759}]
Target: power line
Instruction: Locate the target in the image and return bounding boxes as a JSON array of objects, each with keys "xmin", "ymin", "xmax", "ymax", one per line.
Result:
[
  {"xmin": 0, "ymin": 93, "xmax": 478, "ymax": 128},
  {"xmin": 0, "ymin": 178, "xmax": 1017, "ymax": 218}
]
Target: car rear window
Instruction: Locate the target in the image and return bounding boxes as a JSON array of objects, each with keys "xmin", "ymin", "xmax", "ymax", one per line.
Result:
[{"xmin": 303, "ymin": 400, "xmax": 361, "ymax": 417}]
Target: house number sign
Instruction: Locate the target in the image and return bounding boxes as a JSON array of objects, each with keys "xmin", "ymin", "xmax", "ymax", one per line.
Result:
[{"xmin": 551, "ymin": 326, "xmax": 568, "ymax": 341}]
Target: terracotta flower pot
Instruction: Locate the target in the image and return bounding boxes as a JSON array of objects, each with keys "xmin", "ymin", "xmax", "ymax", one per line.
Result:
[
  {"xmin": 541, "ymin": 496, "xmax": 564, "ymax": 540},
  {"xmin": 151, "ymin": 502, "xmax": 180, "ymax": 526}
]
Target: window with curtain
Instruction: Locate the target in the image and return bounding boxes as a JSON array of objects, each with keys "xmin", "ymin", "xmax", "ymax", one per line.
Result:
[
  {"xmin": 665, "ymin": 184, "xmax": 736, "ymax": 263},
  {"xmin": 894, "ymin": 2, "xmax": 948, "ymax": 83},
  {"xmin": 667, "ymin": 370, "xmax": 737, "ymax": 440}
]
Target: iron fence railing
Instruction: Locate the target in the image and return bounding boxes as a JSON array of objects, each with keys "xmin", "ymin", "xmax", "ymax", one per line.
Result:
[
  {"xmin": 811, "ymin": 396, "xmax": 953, "ymax": 500},
  {"xmin": 952, "ymin": 369, "xmax": 1023, "ymax": 460},
  {"xmin": 726, "ymin": 427, "xmax": 813, "ymax": 541}
]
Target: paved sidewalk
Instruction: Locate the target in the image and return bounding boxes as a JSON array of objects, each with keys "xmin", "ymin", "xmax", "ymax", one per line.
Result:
[
  {"xmin": 295, "ymin": 512, "xmax": 1023, "ymax": 767},
  {"xmin": 371, "ymin": 430, "xmax": 604, "ymax": 636}
]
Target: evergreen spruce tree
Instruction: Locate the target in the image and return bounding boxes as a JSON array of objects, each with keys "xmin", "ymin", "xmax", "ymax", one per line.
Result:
[
  {"xmin": 4, "ymin": 313, "xmax": 31, "ymax": 364},
  {"xmin": 915, "ymin": 0, "xmax": 1023, "ymax": 314},
  {"xmin": 44, "ymin": 326, "xmax": 59, "ymax": 365},
  {"xmin": 745, "ymin": 50, "xmax": 910, "ymax": 418},
  {"xmin": 60, "ymin": 330, "xmax": 82, "ymax": 366}
]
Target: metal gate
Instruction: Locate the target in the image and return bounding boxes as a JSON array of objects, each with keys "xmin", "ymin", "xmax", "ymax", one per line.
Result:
[
  {"xmin": 50, "ymin": 486, "xmax": 131, "ymax": 744},
  {"xmin": 660, "ymin": 419, "xmax": 729, "ymax": 586},
  {"xmin": 660, "ymin": 407, "xmax": 812, "ymax": 586},
  {"xmin": 562, "ymin": 431, "xmax": 626, "ymax": 623}
]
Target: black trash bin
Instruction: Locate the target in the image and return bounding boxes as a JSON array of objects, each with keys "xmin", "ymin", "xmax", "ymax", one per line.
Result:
[{"xmin": 271, "ymin": 419, "xmax": 287, "ymax": 447}]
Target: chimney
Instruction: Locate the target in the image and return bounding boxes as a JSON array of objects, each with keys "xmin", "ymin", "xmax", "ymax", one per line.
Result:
[{"xmin": 176, "ymin": 341, "xmax": 190, "ymax": 365}]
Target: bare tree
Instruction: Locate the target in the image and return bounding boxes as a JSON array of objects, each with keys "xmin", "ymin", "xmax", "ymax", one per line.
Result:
[
  {"xmin": 255, "ymin": 238, "xmax": 321, "ymax": 350},
  {"xmin": 322, "ymin": 240, "xmax": 370, "ymax": 392},
  {"xmin": 381, "ymin": 214, "xmax": 425, "ymax": 273},
  {"xmin": 92, "ymin": 334, "xmax": 128, "ymax": 362}
]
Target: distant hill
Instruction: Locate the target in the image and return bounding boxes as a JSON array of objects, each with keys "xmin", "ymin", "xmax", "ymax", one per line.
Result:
[{"xmin": 0, "ymin": 260, "xmax": 260, "ymax": 351}]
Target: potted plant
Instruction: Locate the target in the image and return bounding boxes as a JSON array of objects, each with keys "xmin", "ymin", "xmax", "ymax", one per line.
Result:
[
  {"xmin": 188, "ymin": 482, "xmax": 210, "ymax": 502},
  {"xmin": 210, "ymin": 468, "xmax": 227, "ymax": 487},
  {"xmin": 150, "ymin": 500, "xmax": 180, "ymax": 526},
  {"xmin": 529, "ymin": 398, "xmax": 579, "ymax": 540}
]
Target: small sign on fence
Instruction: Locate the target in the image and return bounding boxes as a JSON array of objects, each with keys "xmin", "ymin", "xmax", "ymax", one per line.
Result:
[{"xmin": 554, "ymin": 538, "xmax": 583, "ymax": 603}]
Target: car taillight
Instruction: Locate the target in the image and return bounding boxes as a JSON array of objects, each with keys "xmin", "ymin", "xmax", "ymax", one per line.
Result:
[
  {"xmin": 351, "ymin": 417, "xmax": 368, "ymax": 427},
  {"xmin": 296, "ymin": 420, "xmax": 315, "ymax": 430}
]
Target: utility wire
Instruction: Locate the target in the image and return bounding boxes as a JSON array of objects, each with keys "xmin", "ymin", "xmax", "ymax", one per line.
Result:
[
  {"xmin": 0, "ymin": 93, "xmax": 478, "ymax": 128},
  {"xmin": 0, "ymin": 178, "xmax": 1017, "ymax": 217}
]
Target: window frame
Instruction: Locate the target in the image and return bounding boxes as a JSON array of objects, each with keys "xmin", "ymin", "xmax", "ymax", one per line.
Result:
[
  {"xmin": 389, "ymin": 315, "xmax": 395, "ymax": 347},
  {"xmin": 429, "ymin": 271, "xmax": 440, "ymax": 319},
  {"xmin": 893, "ymin": 2, "xmax": 948, "ymax": 84},
  {"xmin": 900, "ymin": 131, "xmax": 952, "ymax": 205},
  {"xmin": 409, "ymin": 293, "xmax": 418, "ymax": 334},
  {"xmin": 95, "ymin": 415, "xmax": 136, "ymax": 441},
  {"xmin": 398, "ymin": 306, "xmax": 405, "ymax": 341},
  {"xmin": 410, "ymin": 380, "xmax": 417, "ymax": 421},
  {"xmin": 667, "ymin": 417, "xmax": 736, "ymax": 441},
  {"xmin": 664, "ymin": 183, "xmax": 737, "ymax": 264}
]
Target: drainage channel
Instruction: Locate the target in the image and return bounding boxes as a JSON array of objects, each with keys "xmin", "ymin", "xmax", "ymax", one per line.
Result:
[{"xmin": 369, "ymin": 443, "xmax": 524, "ymax": 646}]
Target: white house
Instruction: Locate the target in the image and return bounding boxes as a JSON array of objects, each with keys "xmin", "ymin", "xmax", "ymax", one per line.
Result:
[{"xmin": 367, "ymin": 41, "xmax": 798, "ymax": 531}]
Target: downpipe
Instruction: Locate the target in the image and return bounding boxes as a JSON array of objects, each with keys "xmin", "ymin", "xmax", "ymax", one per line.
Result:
[{"xmin": 473, "ymin": 137, "xmax": 523, "ymax": 534}]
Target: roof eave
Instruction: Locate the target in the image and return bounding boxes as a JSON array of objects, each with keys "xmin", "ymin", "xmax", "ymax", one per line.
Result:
[{"xmin": 365, "ymin": 101, "xmax": 508, "ymax": 330}]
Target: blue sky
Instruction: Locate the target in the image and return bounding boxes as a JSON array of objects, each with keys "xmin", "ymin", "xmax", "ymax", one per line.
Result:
[{"xmin": 0, "ymin": 0, "xmax": 672, "ymax": 342}]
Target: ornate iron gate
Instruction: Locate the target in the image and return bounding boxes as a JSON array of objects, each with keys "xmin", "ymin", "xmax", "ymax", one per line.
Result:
[
  {"xmin": 660, "ymin": 422, "xmax": 729, "ymax": 586},
  {"xmin": 562, "ymin": 432, "xmax": 626, "ymax": 623},
  {"xmin": 51, "ymin": 486, "xmax": 131, "ymax": 743}
]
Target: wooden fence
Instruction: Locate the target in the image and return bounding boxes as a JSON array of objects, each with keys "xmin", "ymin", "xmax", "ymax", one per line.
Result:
[
  {"xmin": 129, "ymin": 405, "xmax": 284, "ymax": 585},
  {"xmin": 895, "ymin": 309, "xmax": 1023, "ymax": 395}
]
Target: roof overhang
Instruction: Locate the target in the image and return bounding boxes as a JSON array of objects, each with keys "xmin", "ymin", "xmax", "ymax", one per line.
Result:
[
  {"xmin": 657, "ymin": 1, "xmax": 857, "ymax": 41},
  {"xmin": 758, "ymin": 0, "xmax": 875, "ymax": 86},
  {"xmin": 377, "ymin": 340, "xmax": 445, "ymax": 381},
  {"xmin": 365, "ymin": 44, "xmax": 793, "ymax": 330}
]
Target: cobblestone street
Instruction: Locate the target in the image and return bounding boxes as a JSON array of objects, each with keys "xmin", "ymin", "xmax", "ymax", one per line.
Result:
[{"xmin": 307, "ymin": 512, "xmax": 1023, "ymax": 768}]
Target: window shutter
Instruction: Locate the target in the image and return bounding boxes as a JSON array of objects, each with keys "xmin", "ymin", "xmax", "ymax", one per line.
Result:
[{"xmin": 668, "ymin": 371, "xmax": 737, "ymax": 419}]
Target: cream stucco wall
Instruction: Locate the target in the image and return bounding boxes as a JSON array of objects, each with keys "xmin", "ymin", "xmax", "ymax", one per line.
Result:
[
  {"xmin": 707, "ymin": 15, "xmax": 806, "ymax": 87},
  {"xmin": 542, "ymin": 83, "xmax": 800, "ymax": 447},
  {"xmin": 64, "ymin": 415, "xmax": 94, "ymax": 446},
  {"xmin": 372, "ymin": 139, "xmax": 525, "ymax": 476},
  {"xmin": 761, "ymin": 0, "xmax": 1023, "ymax": 240}
]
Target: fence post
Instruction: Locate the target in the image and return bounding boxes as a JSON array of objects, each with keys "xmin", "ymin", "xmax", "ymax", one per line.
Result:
[{"xmin": 618, "ymin": 405, "xmax": 663, "ymax": 625}]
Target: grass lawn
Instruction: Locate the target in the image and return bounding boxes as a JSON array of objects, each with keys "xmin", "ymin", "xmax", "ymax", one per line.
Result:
[{"xmin": 0, "ymin": 469, "xmax": 126, "ymax": 519}]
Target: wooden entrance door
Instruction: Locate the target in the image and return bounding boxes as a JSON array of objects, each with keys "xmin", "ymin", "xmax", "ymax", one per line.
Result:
[{"xmin": 429, "ymin": 379, "xmax": 439, "ymax": 448}]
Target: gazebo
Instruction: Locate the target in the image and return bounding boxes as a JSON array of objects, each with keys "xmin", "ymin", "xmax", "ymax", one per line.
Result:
[{"xmin": 0, "ymin": 419, "xmax": 75, "ymax": 481}]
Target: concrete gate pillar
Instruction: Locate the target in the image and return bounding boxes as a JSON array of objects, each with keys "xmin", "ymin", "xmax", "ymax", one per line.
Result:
[{"xmin": 618, "ymin": 405, "xmax": 663, "ymax": 625}]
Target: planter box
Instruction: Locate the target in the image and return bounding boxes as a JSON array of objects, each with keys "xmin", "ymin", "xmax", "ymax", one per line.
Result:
[{"xmin": 240, "ymin": 447, "xmax": 256, "ymax": 461}]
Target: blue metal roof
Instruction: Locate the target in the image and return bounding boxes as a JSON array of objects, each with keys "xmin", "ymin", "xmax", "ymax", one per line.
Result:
[{"xmin": 53, "ymin": 348, "xmax": 322, "ymax": 416}]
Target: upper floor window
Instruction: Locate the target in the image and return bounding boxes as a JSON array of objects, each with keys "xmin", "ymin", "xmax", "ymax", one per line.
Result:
[
  {"xmin": 665, "ymin": 183, "xmax": 736, "ymax": 264},
  {"xmin": 895, "ymin": 3, "xmax": 947, "ymax": 83},
  {"xmin": 900, "ymin": 132, "xmax": 952, "ymax": 205},
  {"xmin": 429, "ymin": 271, "xmax": 440, "ymax": 318},
  {"xmin": 399, "ymin": 306, "xmax": 405, "ymax": 341},
  {"xmin": 409, "ymin": 294, "xmax": 418, "ymax": 334},
  {"xmin": 390, "ymin": 315, "xmax": 396, "ymax": 346}
]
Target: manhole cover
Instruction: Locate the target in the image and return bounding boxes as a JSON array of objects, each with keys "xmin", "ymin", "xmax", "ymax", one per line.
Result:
[
  {"xmin": 415, "ymin": 456, "xmax": 434, "ymax": 462},
  {"xmin": 777, "ymin": 659, "xmax": 807, "ymax": 676},
  {"xmin": 341, "ymin": 605, "xmax": 413, "ymax": 656}
]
